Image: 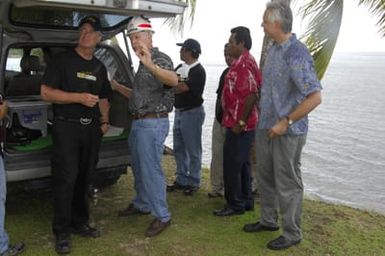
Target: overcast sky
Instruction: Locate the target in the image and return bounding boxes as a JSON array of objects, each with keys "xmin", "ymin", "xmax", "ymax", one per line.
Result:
[{"xmin": 145, "ymin": 0, "xmax": 385, "ymax": 64}]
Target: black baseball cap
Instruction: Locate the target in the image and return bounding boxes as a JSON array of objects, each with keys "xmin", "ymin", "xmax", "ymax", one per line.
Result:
[
  {"xmin": 176, "ymin": 38, "xmax": 201, "ymax": 54},
  {"xmin": 79, "ymin": 16, "xmax": 102, "ymax": 32}
]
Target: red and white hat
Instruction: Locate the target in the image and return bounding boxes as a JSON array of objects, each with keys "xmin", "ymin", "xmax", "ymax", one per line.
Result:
[{"xmin": 126, "ymin": 16, "xmax": 154, "ymax": 35}]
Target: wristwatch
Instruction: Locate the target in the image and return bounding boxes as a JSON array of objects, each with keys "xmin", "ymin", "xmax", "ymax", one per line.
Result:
[
  {"xmin": 238, "ymin": 120, "xmax": 246, "ymax": 127},
  {"xmin": 285, "ymin": 116, "xmax": 294, "ymax": 126}
]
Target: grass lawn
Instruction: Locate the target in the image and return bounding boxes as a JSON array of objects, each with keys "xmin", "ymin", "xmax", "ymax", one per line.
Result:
[{"xmin": 5, "ymin": 155, "xmax": 385, "ymax": 255}]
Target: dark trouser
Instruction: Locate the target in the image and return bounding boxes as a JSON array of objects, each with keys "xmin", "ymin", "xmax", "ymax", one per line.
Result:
[
  {"xmin": 223, "ymin": 129, "xmax": 254, "ymax": 212},
  {"xmin": 51, "ymin": 118, "xmax": 102, "ymax": 236}
]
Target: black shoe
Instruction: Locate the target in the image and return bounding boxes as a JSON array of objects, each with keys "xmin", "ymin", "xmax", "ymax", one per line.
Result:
[
  {"xmin": 166, "ymin": 181, "xmax": 186, "ymax": 192},
  {"xmin": 243, "ymin": 221, "xmax": 279, "ymax": 232},
  {"xmin": 71, "ymin": 224, "xmax": 100, "ymax": 238},
  {"xmin": 252, "ymin": 189, "xmax": 259, "ymax": 197},
  {"xmin": 267, "ymin": 236, "xmax": 301, "ymax": 250},
  {"xmin": 183, "ymin": 186, "xmax": 198, "ymax": 196},
  {"xmin": 213, "ymin": 207, "xmax": 244, "ymax": 217},
  {"xmin": 0, "ymin": 242, "xmax": 25, "ymax": 256},
  {"xmin": 207, "ymin": 191, "xmax": 223, "ymax": 198},
  {"xmin": 55, "ymin": 235, "xmax": 70, "ymax": 255},
  {"xmin": 245, "ymin": 205, "xmax": 254, "ymax": 211}
]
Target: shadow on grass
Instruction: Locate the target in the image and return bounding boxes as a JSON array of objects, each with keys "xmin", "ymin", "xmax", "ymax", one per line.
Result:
[{"xmin": 5, "ymin": 155, "xmax": 385, "ymax": 255}]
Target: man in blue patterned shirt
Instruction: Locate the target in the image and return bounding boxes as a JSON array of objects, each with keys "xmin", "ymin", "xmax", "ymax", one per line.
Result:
[{"xmin": 243, "ymin": 2, "xmax": 322, "ymax": 251}]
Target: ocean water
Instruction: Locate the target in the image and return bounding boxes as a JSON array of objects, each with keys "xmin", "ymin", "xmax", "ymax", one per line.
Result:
[{"xmin": 166, "ymin": 52, "xmax": 385, "ymax": 215}]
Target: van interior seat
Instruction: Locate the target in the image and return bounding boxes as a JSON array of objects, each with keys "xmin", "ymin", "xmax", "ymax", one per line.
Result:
[{"xmin": 6, "ymin": 55, "xmax": 43, "ymax": 96}]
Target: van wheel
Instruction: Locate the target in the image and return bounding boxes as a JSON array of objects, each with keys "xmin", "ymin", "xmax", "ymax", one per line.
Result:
[{"xmin": 91, "ymin": 166, "xmax": 127, "ymax": 188}]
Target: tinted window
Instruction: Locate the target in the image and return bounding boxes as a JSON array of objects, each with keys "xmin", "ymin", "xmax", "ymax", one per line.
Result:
[
  {"xmin": 95, "ymin": 47, "xmax": 129, "ymax": 84},
  {"xmin": 6, "ymin": 48, "xmax": 23, "ymax": 72},
  {"xmin": 10, "ymin": 5, "xmax": 129, "ymax": 31}
]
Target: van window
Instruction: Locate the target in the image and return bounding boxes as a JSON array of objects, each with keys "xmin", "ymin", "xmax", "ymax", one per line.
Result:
[
  {"xmin": 5, "ymin": 47, "xmax": 45, "ymax": 96},
  {"xmin": 6, "ymin": 48, "xmax": 44, "ymax": 73},
  {"xmin": 6, "ymin": 48, "xmax": 23, "ymax": 72},
  {"xmin": 95, "ymin": 46, "xmax": 129, "ymax": 85},
  {"xmin": 10, "ymin": 5, "xmax": 128, "ymax": 31}
]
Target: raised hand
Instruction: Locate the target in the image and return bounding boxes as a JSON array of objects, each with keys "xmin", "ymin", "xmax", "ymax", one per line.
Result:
[{"xmin": 134, "ymin": 41, "xmax": 153, "ymax": 67}]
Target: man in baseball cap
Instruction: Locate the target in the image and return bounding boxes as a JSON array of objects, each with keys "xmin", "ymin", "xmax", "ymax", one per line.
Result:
[
  {"xmin": 42, "ymin": 13, "xmax": 110, "ymax": 255},
  {"xmin": 167, "ymin": 38, "xmax": 205, "ymax": 196},
  {"xmin": 78, "ymin": 15, "xmax": 102, "ymax": 32},
  {"xmin": 176, "ymin": 38, "xmax": 201, "ymax": 54}
]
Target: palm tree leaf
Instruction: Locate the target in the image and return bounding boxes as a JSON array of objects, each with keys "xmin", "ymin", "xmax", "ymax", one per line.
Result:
[
  {"xmin": 296, "ymin": 0, "xmax": 343, "ymax": 80},
  {"xmin": 299, "ymin": 0, "xmax": 343, "ymax": 79},
  {"xmin": 164, "ymin": 0, "xmax": 195, "ymax": 37},
  {"xmin": 357, "ymin": 0, "xmax": 385, "ymax": 36}
]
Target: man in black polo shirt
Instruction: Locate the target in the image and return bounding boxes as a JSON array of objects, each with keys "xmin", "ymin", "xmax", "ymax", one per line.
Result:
[
  {"xmin": 167, "ymin": 38, "xmax": 206, "ymax": 195},
  {"xmin": 41, "ymin": 16, "xmax": 112, "ymax": 254}
]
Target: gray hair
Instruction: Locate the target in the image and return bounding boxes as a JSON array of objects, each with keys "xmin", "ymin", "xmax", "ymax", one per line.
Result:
[{"xmin": 266, "ymin": 2, "xmax": 293, "ymax": 33}]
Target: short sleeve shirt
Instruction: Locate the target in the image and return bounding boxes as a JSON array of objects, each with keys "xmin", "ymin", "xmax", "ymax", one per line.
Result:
[
  {"xmin": 128, "ymin": 47, "xmax": 175, "ymax": 115},
  {"xmin": 258, "ymin": 34, "xmax": 322, "ymax": 134},
  {"xmin": 41, "ymin": 49, "xmax": 112, "ymax": 118},
  {"xmin": 221, "ymin": 50, "xmax": 262, "ymax": 131},
  {"xmin": 174, "ymin": 62, "xmax": 206, "ymax": 108}
]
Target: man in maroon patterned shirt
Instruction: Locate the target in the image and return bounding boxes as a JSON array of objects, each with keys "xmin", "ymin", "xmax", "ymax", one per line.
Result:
[{"xmin": 213, "ymin": 26, "xmax": 262, "ymax": 216}]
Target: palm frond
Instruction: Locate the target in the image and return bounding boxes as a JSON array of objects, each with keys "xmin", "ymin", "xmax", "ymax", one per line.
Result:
[
  {"xmin": 357, "ymin": 0, "xmax": 385, "ymax": 36},
  {"xmin": 298, "ymin": 0, "xmax": 343, "ymax": 80},
  {"xmin": 164, "ymin": 0, "xmax": 196, "ymax": 37}
]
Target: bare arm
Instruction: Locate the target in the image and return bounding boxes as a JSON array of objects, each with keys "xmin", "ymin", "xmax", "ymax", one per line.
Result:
[
  {"xmin": 110, "ymin": 80, "xmax": 133, "ymax": 99},
  {"xmin": 0, "ymin": 102, "xmax": 8, "ymax": 120},
  {"xmin": 147, "ymin": 63, "xmax": 178, "ymax": 87},
  {"xmin": 232, "ymin": 93, "xmax": 257, "ymax": 134},
  {"xmin": 268, "ymin": 91, "xmax": 322, "ymax": 138},
  {"xmin": 99, "ymin": 98, "xmax": 110, "ymax": 134},
  {"xmin": 134, "ymin": 42, "xmax": 178, "ymax": 87},
  {"xmin": 41, "ymin": 84, "xmax": 99, "ymax": 107},
  {"xmin": 175, "ymin": 82, "xmax": 189, "ymax": 94}
]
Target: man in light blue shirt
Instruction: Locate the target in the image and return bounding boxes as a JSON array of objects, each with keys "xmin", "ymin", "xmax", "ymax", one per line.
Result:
[{"xmin": 243, "ymin": 2, "xmax": 322, "ymax": 251}]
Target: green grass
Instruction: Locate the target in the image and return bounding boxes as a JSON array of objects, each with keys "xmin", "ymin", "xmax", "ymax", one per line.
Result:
[{"xmin": 5, "ymin": 155, "xmax": 385, "ymax": 255}]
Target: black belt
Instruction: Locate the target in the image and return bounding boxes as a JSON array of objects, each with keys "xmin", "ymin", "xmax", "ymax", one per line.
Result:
[{"xmin": 56, "ymin": 116, "xmax": 97, "ymax": 125}]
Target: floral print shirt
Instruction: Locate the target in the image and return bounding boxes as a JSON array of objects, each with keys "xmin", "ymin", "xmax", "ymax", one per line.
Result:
[
  {"xmin": 221, "ymin": 50, "xmax": 262, "ymax": 131},
  {"xmin": 258, "ymin": 34, "xmax": 322, "ymax": 134},
  {"xmin": 129, "ymin": 47, "xmax": 175, "ymax": 115}
]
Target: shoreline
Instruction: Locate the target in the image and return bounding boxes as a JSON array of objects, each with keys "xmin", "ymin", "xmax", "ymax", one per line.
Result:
[{"xmin": 164, "ymin": 146, "xmax": 385, "ymax": 217}]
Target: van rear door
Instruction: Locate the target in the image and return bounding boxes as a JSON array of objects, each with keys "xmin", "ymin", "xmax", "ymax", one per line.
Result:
[
  {"xmin": 13, "ymin": 0, "xmax": 187, "ymax": 17},
  {"xmin": 2, "ymin": 0, "xmax": 187, "ymax": 41}
]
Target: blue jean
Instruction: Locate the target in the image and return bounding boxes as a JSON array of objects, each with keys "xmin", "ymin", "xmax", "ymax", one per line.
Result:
[
  {"xmin": 173, "ymin": 106, "xmax": 205, "ymax": 187},
  {"xmin": 129, "ymin": 117, "xmax": 171, "ymax": 222},
  {"xmin": 0, "ymin": 157, "xmax": 9, "ymax": 254}
]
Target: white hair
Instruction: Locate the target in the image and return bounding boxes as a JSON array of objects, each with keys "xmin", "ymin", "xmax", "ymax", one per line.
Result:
[{"xmin": 266, "ymin": 1, "xmax": 293, "ymax": 33}]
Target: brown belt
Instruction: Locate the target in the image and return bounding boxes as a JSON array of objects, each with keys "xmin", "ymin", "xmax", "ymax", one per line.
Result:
[{"xmin": 132, "ymin": 112, "xmax": 168, "ymax": 120}]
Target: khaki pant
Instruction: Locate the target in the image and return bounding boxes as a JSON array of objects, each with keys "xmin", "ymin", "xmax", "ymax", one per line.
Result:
[
  {"xmin": 255, "ymin": 130, "xmax": 307, "ymax": 241},
  {"xmin": 209, "ymin": 119, "xmax": 226, "ymax": 194},
  {"xmin": 250, "ymin": 140, "xmax": 258, "ymax": 193}
]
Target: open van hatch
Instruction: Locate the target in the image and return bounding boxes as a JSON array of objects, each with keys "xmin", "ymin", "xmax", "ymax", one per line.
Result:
[
  {"xmin": 13, "ymin": 0, "xmax": 187, "ymax": 17},
  {"xmin": 1, "ymin": 0, "xmax": 187, "ymax": 185}
]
